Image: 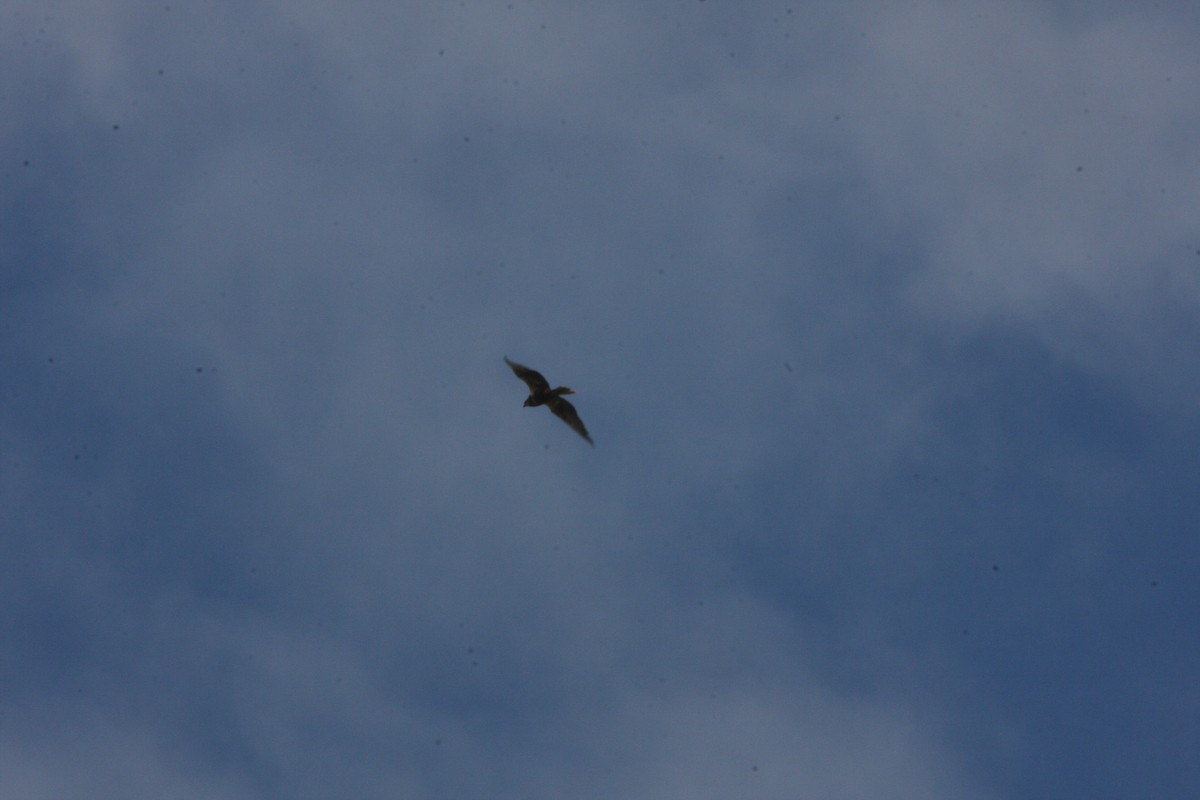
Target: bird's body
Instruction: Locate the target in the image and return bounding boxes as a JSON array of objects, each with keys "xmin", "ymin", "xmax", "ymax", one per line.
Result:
[{"xmin": 505, "ymin": 357, "xmax": 593, "ymax": 445}]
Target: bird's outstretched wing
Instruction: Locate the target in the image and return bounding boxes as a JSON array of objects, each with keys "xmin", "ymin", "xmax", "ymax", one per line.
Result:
[
  {"xmin": 547, "ymin": 395, "xmax": 593, "ymax": 445},
  {"xmin": 504, "ymin": 357, "xmax": 550, "ymax": 392}
]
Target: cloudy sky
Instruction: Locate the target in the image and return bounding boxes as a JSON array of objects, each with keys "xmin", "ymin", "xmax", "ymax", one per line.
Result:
[{"xmin": 3, "ymin": 2, "xmax": 1198, "ymax": 797}]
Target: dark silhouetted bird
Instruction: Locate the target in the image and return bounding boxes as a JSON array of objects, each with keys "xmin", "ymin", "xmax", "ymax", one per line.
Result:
[{"xmin": 504, "ymin": 357, "xmax": 593, "ymax": 445}]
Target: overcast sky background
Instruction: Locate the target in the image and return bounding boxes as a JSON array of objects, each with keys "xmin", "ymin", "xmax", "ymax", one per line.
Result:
[{"xmin": 3, "ymin": 2, "xmax": 1198, "ymax": 798}]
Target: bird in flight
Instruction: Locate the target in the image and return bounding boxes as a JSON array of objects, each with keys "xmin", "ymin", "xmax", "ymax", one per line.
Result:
[{"xmin": 504, "ymin": 357, "xmax": 593, "ymax": 445}]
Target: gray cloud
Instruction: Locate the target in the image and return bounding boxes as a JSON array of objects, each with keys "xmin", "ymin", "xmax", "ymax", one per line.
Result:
[{"xmin": 3, "ymin": 2, "xmax": 1197, "ymax": 798}]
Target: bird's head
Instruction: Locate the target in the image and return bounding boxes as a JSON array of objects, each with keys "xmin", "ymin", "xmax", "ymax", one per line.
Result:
[
  {"xmin": 555, "ymin": 386, "xmax": 576, "ymax": 395},
  {"xmin": 522, "ymin": 397, "xmax": 535, "ymax": 407}
]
